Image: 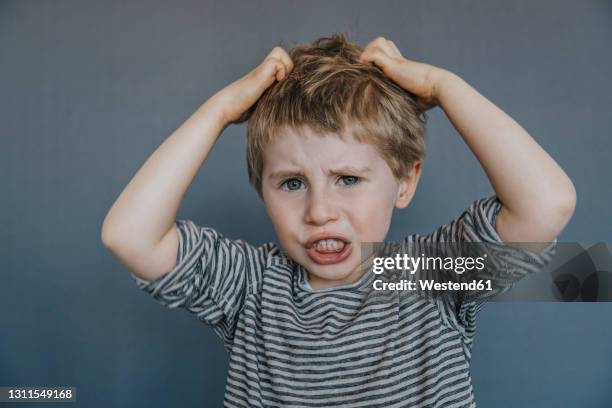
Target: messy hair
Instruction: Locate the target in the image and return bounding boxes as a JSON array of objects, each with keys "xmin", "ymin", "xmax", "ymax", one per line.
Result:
[{"xmin": 242, "ymin": 33, "xmax": 428, "ymax": 198}]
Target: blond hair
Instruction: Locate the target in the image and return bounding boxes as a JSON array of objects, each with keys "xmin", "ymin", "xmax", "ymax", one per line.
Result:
[{"xmin": 242, "ymin": 33, "xmax": 427, "ymax": 197}]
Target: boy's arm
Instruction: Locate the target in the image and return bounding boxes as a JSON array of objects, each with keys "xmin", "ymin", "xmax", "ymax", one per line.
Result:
[
  {"xmin": 101, "ymin": 102, "xmax": 224, "ymax": 283},
  {"xmin": 101, "ymin": 47, "xmax": 293, "ymax": 282},
  {"xmin": 360, "ymin": 37, "xmax": 576, "ymax": 247},
  {"xmin": 433, "ymin": 71, "xmax": 576, "ymax": 245}
]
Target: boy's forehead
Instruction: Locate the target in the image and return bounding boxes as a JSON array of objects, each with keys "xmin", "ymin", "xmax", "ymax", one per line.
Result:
[{"xmin": 262, "ymin": 126, "xmax": 385, "ymax": 172}]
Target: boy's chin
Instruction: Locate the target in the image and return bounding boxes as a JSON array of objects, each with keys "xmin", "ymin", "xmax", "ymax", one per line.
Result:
[{"xmin": 304, "ymin": 259, "xmax": 366, "ymax": 288}]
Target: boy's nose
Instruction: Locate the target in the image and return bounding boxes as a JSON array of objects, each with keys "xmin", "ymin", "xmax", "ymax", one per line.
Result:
[{"xmin": 304, "ymin": 188, "xmax": 339, "ymax": 226}]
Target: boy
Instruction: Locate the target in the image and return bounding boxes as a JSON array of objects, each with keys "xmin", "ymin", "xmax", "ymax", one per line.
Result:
[{"xmin": 102, "ymin": 34, "xmax": 575, "ymax": 407}]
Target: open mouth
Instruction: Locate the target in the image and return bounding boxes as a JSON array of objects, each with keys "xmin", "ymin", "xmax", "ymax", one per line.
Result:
[{"xmin": 306, "ymin": 238, "xmax": 353, "ymax": 265}]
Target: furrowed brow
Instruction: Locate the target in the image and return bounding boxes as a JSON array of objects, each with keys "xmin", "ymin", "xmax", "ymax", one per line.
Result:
[
  {"xmin": 268, "ymin": 170, "xmax": 307, "ymax": 181},
  {"xmin": 267, "ymin": 166, "xmax": 372, "ymax": 181},
  {"xmin": 329, "ymin": 166, "xmax": 372, "ymax": 175}
]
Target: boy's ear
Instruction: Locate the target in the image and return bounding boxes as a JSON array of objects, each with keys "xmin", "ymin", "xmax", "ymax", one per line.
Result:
[{"xmin": 395, "ymin": 161, "xmax": 422, "ymax": 209}]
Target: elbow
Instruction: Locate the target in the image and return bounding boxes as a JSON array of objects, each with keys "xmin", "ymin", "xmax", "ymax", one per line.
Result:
[
  {"xmin": 557, "ymin": 180, "xmax": 577, "ymax": 222},
  {"xmin": 530, "ymin": 180, "xmax": 577, "ymax": 239},
  {"xmin": 547, "ymin": 180, "xmax": 577, "ymax": 230},
  {"xmin": 101, "ymin": 220, "xmax": 118, "ymax": 249},
  {"xmin": 101, "ymin": 228, "xmax": 113, "ymax": 249},
  {"xmin": 499, "ymin": 181, "xmax": 576, "ymax": 244},
  {"xmin": 101, "ymin": 212, "xmax": 124, "ymax": 249}
]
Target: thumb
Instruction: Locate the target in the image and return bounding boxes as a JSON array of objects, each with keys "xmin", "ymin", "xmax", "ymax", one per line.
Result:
[{"xmin": 256, "ymin": 57, "xmax": 286, "ymax": 87}]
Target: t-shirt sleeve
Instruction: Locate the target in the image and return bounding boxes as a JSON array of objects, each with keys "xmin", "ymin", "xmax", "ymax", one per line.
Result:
[
  {"xmin": 129, "ymin": 219, "xmax": 273, "ymax": 349},
  {"xmin": 420, "ymin": 195, "xmax": 557, "ymax": 336}
]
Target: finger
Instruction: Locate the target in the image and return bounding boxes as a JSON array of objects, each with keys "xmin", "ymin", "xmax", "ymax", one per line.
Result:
[
  {"xmin": 387, "ymin": 41, "xmax": 403, "ymax": 58},
  {"xmin": 253, "ymin": 57, "xmax": 285, "ymax": 86},
  {"xmin": 268, "ymin": 57, "xmax": 287, "ymax": 81},
  {"xmin": 359, "ymin": 38, "xmax": 393, "ymax": 63},
  {"xmin": 268, "ymin": 47, "xmax": 293, "ymax": 77},
  {"xmin": 269, "ymin": 46, "xmax": 294, "ymax": 73},
  {"xmin": 263, "ymin": 55, "xmax": 289, "ymax": 82},
  {"xmin": 359, "ymin": 48, "xmax": 376, "ymax": 64},
  {"xmin": 359, "ymin": 45, "xmax": 380, "ymax": 63},
  {"xmin": 360, "ymin": 37, "xmax": 384, "ymax": 58},
  {"xmin": 274, "ymin": 60, "xmax": 287, "ymax": 81},
  {"xmin": 374, "ymin": 38, "xmax": 402, "ymax": 59},
  {"xmin": 360, "ymin": 48, "xmax": 393, "ymax": 70},
  {"xmin": 370, "ymin": 36, "xmax": 387, "ymax": 48}
]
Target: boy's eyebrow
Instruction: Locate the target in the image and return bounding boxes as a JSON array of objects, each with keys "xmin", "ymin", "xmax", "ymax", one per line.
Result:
[
  {"xmin": 328, "ymin": 165, "xmax": 372, "ymax": 175},
  {"xmin": 268, "ymin": 169, "xmax": 307, "ymax": 181},
  {"xmin": 268, "ymin": 166, "xmax": 372, "ymax": 180}
]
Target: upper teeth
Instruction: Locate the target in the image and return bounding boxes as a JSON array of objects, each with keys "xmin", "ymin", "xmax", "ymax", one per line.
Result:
[{"xmin": 315, "ymin": 239, "xmax": 344, "ymax": 250}]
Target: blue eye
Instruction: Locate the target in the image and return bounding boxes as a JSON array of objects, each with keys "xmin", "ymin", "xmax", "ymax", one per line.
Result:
[
  {"xmin": 281, "ymin": 178, "xmax": 304, "ymax": 191},
  {"xmin": 339, "ymin": 175, "xmax": 359, "ymax": 186}
]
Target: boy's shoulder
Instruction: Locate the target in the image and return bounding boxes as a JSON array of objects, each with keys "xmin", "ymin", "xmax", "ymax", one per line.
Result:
[{"xmin": 391, "ymin": 195, "xmax": 503, "ymax": 246}]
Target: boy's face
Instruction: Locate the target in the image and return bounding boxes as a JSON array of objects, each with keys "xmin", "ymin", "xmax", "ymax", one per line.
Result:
[{"xmin": 261, "ymin": 126, "xmax": 421, "ymax": 290}]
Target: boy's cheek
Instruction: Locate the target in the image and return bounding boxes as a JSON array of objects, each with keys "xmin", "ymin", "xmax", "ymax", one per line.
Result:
[{"xmin": 360, "ymin": 207, "xmax": 394, "ymax": 241}]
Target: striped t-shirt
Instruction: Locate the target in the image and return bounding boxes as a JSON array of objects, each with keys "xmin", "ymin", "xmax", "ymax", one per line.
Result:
[{"xmin": 130, "ymin": 195, "xmax": 556, "ymax": 407}]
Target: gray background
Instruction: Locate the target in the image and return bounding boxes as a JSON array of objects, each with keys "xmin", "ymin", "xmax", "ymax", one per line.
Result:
[{"xmin": 1, "ymin": 0, "xmax": 611, "ymax": 407}]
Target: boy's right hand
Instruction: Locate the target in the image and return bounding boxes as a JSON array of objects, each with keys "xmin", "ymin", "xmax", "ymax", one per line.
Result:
[{"xmin": 209, "ymin": 47, "xmax": 293, "ymax": 126}]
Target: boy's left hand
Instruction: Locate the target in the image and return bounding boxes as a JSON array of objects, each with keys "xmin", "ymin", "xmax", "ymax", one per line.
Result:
[{"xmin": 359, "ymin": 37, "xmax": 448, "ymax": 110}]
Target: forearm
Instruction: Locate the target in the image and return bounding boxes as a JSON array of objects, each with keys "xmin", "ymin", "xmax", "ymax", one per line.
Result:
[
  {"xmin": 434, "ymin": 70, "xmax": 575, "ymax": 239},
  {"xmin": 101, "ymin": 98, "xmax": 226, "ymax": 251}
]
